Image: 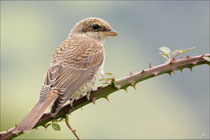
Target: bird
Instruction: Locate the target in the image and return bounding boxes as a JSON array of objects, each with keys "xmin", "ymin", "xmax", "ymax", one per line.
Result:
[{"xmin": 12, "ymin": 17, "xmax": 118, "ymax": 134}]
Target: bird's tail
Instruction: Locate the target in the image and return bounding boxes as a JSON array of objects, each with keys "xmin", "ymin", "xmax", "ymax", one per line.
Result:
[{"xmin": 12, "ymin": 92, "xmax": 58, "ymax": 134}]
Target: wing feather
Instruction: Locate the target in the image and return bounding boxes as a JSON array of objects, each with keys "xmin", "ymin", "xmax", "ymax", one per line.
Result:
[{"xmin": 41, "ymin": 36, "xmax": 104, "ymax": 114}]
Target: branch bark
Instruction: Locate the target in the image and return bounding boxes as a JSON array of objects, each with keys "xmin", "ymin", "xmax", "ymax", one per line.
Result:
[{"xmin": 1, "ymin": 54, "xmax": 209, "ymax": 140}]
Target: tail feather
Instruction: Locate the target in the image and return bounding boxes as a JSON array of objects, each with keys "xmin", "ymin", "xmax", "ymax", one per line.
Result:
[{"xmin": 12, "ymin": 94, "xmax": 58, "ymax": 134}]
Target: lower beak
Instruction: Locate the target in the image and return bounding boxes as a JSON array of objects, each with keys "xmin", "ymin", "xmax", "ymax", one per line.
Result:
[{"xmin": 106, "ymin": 29, "xmax": 118, "ymax": 36}]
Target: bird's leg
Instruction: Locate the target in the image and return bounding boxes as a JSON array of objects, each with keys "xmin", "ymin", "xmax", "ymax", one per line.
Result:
[
  {"xmin": 69, "ymin": 99, "xmax": 75, "ymax": 108},
  {"xmin": 86, "ymin": 90, "xmax": 96, "ymax": 104},
  {"xmin": 86, "ymin": 91, "xmax": 91, "ymax": 101}
]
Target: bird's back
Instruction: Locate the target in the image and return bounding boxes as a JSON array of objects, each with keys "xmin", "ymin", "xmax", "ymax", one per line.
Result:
[{"xmin": 48, "ymin": 34, "xmax": 105, "ymax": 114}]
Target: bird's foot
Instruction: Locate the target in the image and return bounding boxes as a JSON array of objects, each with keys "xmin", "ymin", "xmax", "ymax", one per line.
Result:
[
  {"xmin": 69, "ymin": 99, "xmax": 75, "ymax": 108},
  {"xmin": 86, "ymin": 91, "xmax": 91, "ymax": 101},
  {"xmin": 85, "ymin": 90, "xmax": 96, "ymax": 104},
  {"xmin": 50, "ymin": 112, "xmax": 57, "ymax": 118}
]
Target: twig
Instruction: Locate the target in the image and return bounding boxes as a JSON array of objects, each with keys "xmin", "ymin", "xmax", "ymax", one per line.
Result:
[
  {"xmin": 0, "ymin": 54, "xmax": 209, "ymax": 140},
  {"xmin": 65, "ymin": 115, "xmax": 80, "ymax": 140}
]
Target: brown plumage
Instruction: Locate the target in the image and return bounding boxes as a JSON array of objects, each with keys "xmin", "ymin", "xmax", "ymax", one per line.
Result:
[{"xmin": 12, "ymin": 17, "xmax": 117, "ymax": 134}]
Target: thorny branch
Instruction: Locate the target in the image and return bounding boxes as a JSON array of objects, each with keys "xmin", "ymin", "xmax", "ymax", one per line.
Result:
[{"xmin": 1, "ymin": 54, "xmax": 210, "ymax": 140}]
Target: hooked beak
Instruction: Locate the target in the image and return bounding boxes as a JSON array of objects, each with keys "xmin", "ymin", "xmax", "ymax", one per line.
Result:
[{"xmin": 105, "ymin": 29, "xmax": 118, "ymax": 36}]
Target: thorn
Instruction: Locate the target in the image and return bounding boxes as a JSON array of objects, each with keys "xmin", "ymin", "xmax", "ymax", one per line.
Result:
[
  {"xmin": 192, "ymin": 61, "xmax": 197, "ymax": 65},
  {"xmin": 168, "ymin": 72, "xmax": 172, "ymax": 77},
  {"xmin": 111, "ymin": 79, "xmax": 120, "ymax": 90},
  {"xmin": 140, "ymin": 69, "xmax": 145, "ymax": 73},
  {"xmin": 172, "ymin": 69, "xmax": 175, "ymax": 74},
  {"xmin": 115, "ymin": 85, "xmax": 121, "ymax": 90},
  {"xmin": 90, "ymin": 98, "xmax": 96, "ymax": 104},
  {"xmin": 169, "ymin": 60, "xmax": 173, "ymax": 64},
  {"xmin": 129, "ymin": 71, "xmax": 133, "ymax": 76},
  {"xmin": 129, "ymin": 81, "xmax": 136, "ymax": 90},
  {"xmin": 149, "ymin": 62, "xmax": 152, "ymax": 68},
  {"xmin": 186, "ymin": 55, "xmax": 191, "ymax": 58},
  {"xmin": 152, "ymin": 71, "xmax": 158, "ymax": 76},
  {"xmin": 180, "ymin": 56, "xmax": 183, "ymax": 59},
  {"xmin": 180, "ymin": 69, "xmax": 183, "ymax": 74},
  {"xmin": 97, "ymin": 86, "xmax": 103, "ymax": 90},
  {"xmin": 200, "ymin": 54, "xmax": 205, "ymax": 58},
  {"xmin": 104, "ymin": 96, "xmax": 110, "ymax": 102},
  {"xmin": 43, "ymin": 124, "xmax": 47, "ymax": 128},
  {"xmin": 172, "ymin": 57, "xmax": 176, "ymax": 61},
  {"xmin": 123, "ymin": 87, "xmax": 128, "ymax": 92},
  {"xmin": 189, "ymin": 67, "xmax": 193, "ymax": 72},
  {"xmin": 15, "ymin": 124, "xmax": 17, "ymax": 128},
  {"xmin": 129, "ymin": 81, "xmax": 133, "ymax": 86}
]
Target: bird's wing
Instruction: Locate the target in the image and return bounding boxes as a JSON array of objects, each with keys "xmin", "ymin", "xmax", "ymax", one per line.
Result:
[
  {"xmin": 42, "ymin": 36, "xmax": 104, "ymax": 114},
  {"xmin": 12, "ymin": 36, "xmax": 104, "ymax": 133}
]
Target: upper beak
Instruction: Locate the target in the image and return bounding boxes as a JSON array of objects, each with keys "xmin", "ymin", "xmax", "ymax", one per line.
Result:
[
  {"xmin": 110, "ymin": 30, "xmax": 118, "ymax": 36},
  {"xmin": 107, "ymin": 29, "xmax": 118, "ymax": 36}
]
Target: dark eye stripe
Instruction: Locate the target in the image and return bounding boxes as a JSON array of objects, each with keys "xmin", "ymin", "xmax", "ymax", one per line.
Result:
[{"xmin": 92, "ymin": 24, "xmax": 100, "ymax": 30}]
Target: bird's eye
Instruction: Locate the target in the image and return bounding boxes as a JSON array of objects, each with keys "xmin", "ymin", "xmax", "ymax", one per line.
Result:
[{"xmin": 92, "ymin": 24, "xmax": 100, "ymax": 30}]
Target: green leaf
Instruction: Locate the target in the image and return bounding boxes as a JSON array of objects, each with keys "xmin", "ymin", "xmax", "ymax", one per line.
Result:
[
  {"xmin": 159, "ymin": 53, "xmax": 169, "ymax": 56},
  {"xmin": 105, "ymin": 73, "xmax": 112, "ymax": 75},
  {"xmin": 203, "ymin": 57, "xmax": 210, "ymax": 62},
  {"xmin": 160, "ymin": 55, "xmax": 169, "ymax": 61},
  {"xmin": 171, "ymin": 50, "xmax": 181, "ymax": 56},
  {"xmin": 106, "ymin": 78, "xmax": 114, "ymax": 81},
  {"xmin": 159, "ymin": 46, "xmax": 171, "ymax": 55},
  {"xmin": 52, "ymin": 123, "xmax": 61, "ymax": 131},
  {"xmin": 172, "ymin": 47, "xmax": 196, "ymax": 56}
]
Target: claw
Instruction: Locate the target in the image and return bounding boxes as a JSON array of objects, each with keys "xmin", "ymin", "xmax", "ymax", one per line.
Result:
[
  {"xmin": 97, "ymin": 86, "xmax": 103, "ymax": 89},
  {"xmin": 86, "ymin": 92, "xmax": 91, "ymax": 101}
]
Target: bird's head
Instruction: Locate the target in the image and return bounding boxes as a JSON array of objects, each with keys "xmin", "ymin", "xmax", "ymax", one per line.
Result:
[{"xmin": 70, "ymin": 17, "xmax": 118, "ymax": 42}]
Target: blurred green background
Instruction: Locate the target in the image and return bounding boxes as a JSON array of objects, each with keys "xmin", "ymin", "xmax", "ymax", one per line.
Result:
[{"xmin": 1, "ymin": 1, "xmax": 209, "ymax": 139}]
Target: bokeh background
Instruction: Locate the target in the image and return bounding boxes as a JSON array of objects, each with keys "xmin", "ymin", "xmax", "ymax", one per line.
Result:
[{"xmin": 1, "ymin": 1, "xmax": 209, "ymax": 139}]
